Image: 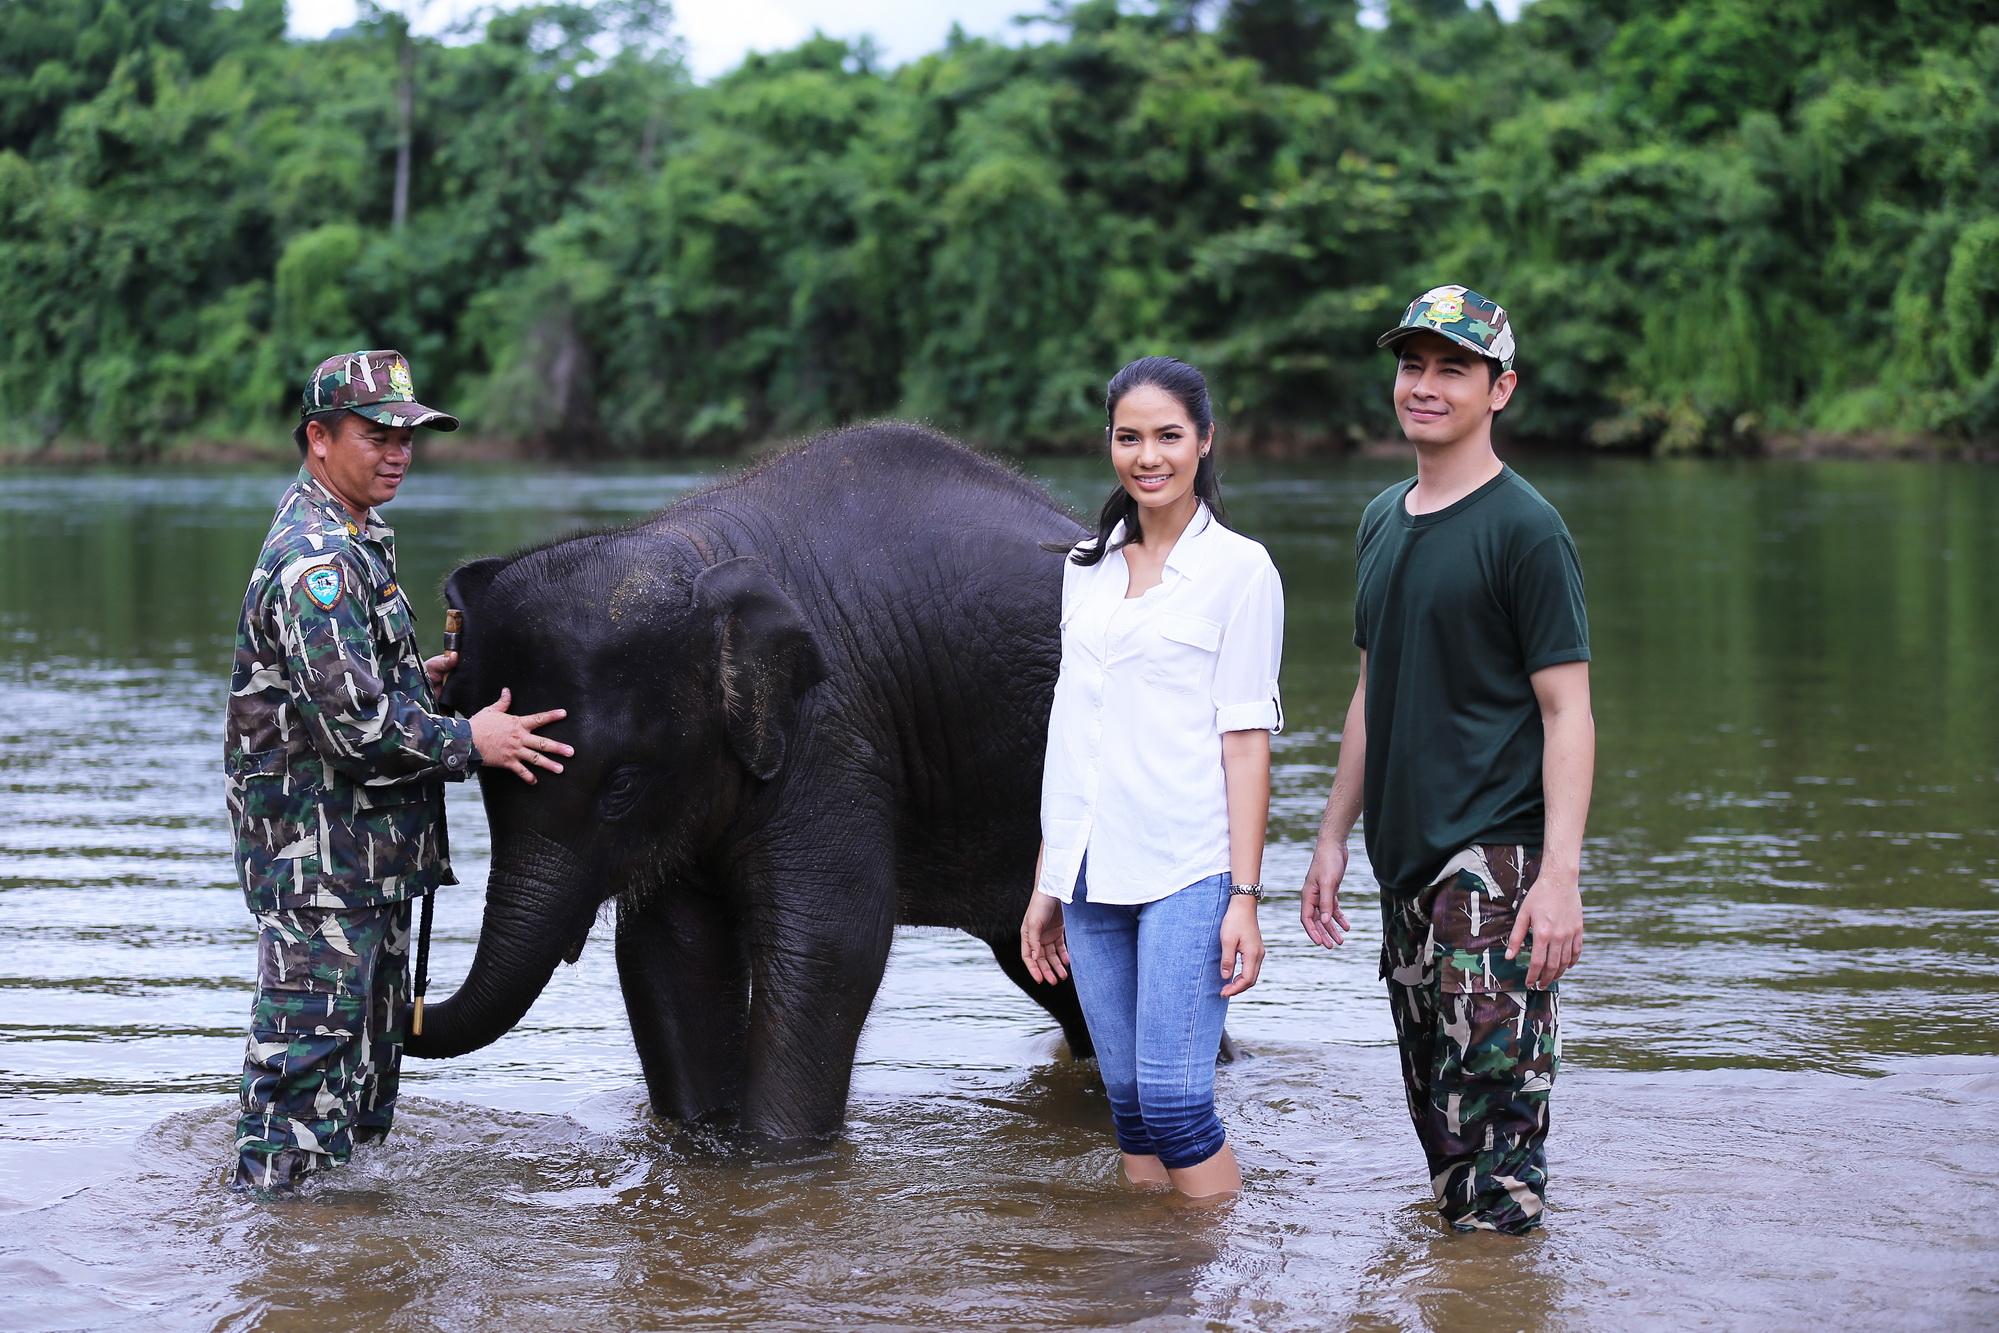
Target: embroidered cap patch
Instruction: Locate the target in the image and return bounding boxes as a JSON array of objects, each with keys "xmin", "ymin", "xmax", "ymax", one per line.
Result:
[{"xmin": 301, "ymin": 563, "xmax": 344, "ymax": 611}]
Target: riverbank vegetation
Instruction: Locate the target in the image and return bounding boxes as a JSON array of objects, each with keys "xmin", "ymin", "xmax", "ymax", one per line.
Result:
[{"xmin": 1, "ymin": 0, "xmax": 1993, "ymax": 459}]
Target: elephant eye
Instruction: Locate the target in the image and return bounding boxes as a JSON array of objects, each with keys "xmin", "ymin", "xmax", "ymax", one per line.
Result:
[{"xmin": 600, "ymin": 767, "xmax": 648, "ymax": 821}]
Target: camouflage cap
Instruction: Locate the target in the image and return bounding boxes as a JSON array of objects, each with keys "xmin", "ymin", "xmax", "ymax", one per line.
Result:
[
  {"xmin": 300, "ymin": 350, "xmax": 459, "ymax": 431},
  {"xmin": 1376, "ymin": 285, "xmax": 1516, "ymax": 372}
]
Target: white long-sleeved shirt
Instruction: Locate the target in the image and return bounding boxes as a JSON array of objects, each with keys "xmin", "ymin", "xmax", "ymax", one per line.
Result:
[{"xmin": 1036, "ymin": 504, "xmax": 1284, "ymax": 905}]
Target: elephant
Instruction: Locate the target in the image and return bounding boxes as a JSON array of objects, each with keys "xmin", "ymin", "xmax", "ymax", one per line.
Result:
[{"xmin": 410, "ymin": 423, "xmax": 1096, "ymax": 1145}]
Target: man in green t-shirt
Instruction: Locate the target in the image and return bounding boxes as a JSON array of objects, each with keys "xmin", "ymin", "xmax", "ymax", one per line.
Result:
[{"xmin": 1299, "ymin": 285, "xmax": 1594, "ymax": 1234}]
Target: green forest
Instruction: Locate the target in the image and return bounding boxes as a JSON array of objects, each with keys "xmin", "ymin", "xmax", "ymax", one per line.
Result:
[{"xmin": 1, "ymin": 0, "xmax": 1994, "ymax": 458}]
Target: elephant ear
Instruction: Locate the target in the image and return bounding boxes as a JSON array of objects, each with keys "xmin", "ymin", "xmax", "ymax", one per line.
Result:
[{"xmin": 692, "ymin": 556, "xmax": 828, "ymax": 781}]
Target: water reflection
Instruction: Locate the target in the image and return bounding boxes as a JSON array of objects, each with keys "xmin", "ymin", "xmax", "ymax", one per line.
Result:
[
  {"xmin": 14, "ymin": 1055, "xmax": 1997, "ymax": 1329},
  {"xmin": 2, "ymin": 455, "xmax": 1997, "ymax": 1326}
]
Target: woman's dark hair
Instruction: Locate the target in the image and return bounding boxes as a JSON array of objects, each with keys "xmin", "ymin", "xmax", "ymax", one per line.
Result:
[
  {"xmin": 293, "ymin": 408, "xmax": 356, "ymax": 454},
  {"xmin": 1059, "ymin": 356, "xmax": 1228, "ymax": 566}
]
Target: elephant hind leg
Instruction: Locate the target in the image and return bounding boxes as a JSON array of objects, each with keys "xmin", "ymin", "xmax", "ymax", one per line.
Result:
[
  {"xmin": 980, "ymin": 936, "xmax": 1095, "ymax": 1060},
  {"xmin": 617, "ymin": 888, "xmax": 748, "ymax": 1126}
]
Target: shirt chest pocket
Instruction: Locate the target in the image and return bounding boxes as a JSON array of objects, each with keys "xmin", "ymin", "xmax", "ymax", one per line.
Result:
[
  {"xmin": 373, "ymin": 591, "xmax": 416, "ymax": 650},
  {"xmin": 1142, "ymin": 611, "xmax": 1222, "ymax": 695}
]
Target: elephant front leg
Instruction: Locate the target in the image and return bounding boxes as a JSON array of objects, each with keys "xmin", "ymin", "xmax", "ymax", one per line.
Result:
[
  {"xmin": 739, "ymin": 867, "xmax": 897, "ymax": 1146},
  {"xmin": 616, "ymin": 889, "xmax": 749, "ymax": 1126}
]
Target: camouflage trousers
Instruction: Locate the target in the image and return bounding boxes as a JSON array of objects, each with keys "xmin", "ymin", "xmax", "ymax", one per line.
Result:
[
  {"xmin": 1380, "ymin": 844, "xmax": 1560, "ymax": 1235},
  {"xmin": 233, "ymin": 902, "xmax": 411, "ymax": 1190}
]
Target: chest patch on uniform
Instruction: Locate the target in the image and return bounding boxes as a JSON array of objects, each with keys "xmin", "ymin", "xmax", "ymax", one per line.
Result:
[{"xmin": 301, "ymin": 563, "xmax": 345, "ymax": 611}]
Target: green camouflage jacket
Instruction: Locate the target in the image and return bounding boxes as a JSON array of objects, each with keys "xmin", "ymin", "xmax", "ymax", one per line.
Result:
[{"xmin": 225, "ymin": 468, "xmax": 476, "ymax": 914}]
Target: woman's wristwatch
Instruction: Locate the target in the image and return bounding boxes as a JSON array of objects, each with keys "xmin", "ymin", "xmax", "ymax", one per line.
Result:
[{"xmin": 1229, "ymin": 882, "xmax": 1263, "ymax": 900}]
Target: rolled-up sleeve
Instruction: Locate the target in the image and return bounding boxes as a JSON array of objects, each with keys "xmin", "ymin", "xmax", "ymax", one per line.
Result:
[{"xmin": 1212, "ymin": 556, "xmax": 1285, "ymax": 734}]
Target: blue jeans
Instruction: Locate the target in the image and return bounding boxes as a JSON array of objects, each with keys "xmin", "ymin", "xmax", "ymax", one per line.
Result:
[{"xmin": 1063, "ymin": 867, "xmax": 1232, "ymax": 1170}]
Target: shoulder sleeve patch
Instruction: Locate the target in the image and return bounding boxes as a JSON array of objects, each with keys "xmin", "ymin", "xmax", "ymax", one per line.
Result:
[{"xmin": 299, "ymin": 562, "xmax": 345, "ymax": 611}]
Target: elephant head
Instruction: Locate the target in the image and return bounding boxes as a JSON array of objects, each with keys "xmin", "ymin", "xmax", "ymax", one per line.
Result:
[{"xmin": 408, "ymin": 535, "xmax": 827, "ymax": 1058}]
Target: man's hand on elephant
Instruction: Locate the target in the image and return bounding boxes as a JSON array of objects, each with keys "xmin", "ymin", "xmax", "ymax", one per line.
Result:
[
  {"xmin": 1020, "ymin": 891, "xmax": 1070, "ymax": 985},
  {"xmin": 470, "ymin": 687, "xmax": 573, "ymax": 785},
  {"xmin": 423, "ymin": 650, "xmax": 459, "ymax": 691}
]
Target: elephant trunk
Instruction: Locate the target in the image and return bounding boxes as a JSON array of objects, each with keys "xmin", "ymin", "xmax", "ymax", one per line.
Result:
[{"xmin": 406, "ymin": 830, "xmax": 592, "ymax": 1059}]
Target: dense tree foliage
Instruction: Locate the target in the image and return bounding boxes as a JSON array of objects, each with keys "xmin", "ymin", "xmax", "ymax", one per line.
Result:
[{"xmin": 1, "ymin": 0, "xmax": 1991, "ymax": 456}]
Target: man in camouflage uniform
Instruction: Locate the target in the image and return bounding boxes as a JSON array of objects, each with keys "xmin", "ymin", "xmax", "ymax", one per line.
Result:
[
  {"xmin": 226, "ymin": 350, "xmax": 572, "ymax": 1191},
  {"xmin": 1298, "ymin": 288, "xmax": 1594, "ymax": 1234}
]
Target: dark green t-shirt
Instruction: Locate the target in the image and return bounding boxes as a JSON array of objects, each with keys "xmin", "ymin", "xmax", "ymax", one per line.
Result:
[{"xmin": 1352, "ymin": 466, "xmax": 1589, "ymax": 893}]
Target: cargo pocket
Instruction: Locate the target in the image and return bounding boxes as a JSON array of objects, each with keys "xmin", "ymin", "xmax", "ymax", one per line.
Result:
[
  {"xmin": 354, "ymin": 781, "xmax": 429, "ymax": 812},
  {"xmin": 255, "ymin": 908, "xmax": 369, "ymax": 994},
  {"xmin": 1429, "ymin": 845, "xmax": 1547, "ymax": 994},
  {"xmin": 337, "ymin": 777, "xmax": 438, "ymax": 887},
  {"xmin": 236, "ymin": 747, "xmax": 316, "ymax": 863},
  {"xmin": 1435, "ymin": 933, "xmax": 1537, "ymax": 994}
]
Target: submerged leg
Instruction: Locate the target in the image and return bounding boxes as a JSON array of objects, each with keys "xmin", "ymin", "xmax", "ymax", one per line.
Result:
[
  {"xmin": 1430, "ymin": 987, "xmax": 1559, "ymax": 1234},
  {"xmin": 617, "ymin": 886, "xmax": 750, "ymax": 1126},
  {"xmin": 1386, "ymin": 978, "xmax": 1453, "ymax": 1187},
  {"xmin": 353, "ymin": 902, "xmax": 412, "ymax": 1144},
  {"xmin": 1132, "ymin": 875, "xmax": 1236, "ymax": 1196},
  {"xmin": 1379, "ymin": 886, "xmax": 1453, "ymax": 1188},
  {"xmin": 1423, "ymin": 846, "xmax": 1561, "ymax": 1234},
  {"xmin": 233, "ymin": 906, "xmax": 388, "ymax": 1189},
  {"xmin": 737, "ymin": 850, "xmax": 897, "ymax": 1146},
  {"xmin": 1059, "ymin": 883, "xmax": 1161, "ymax": 1179}
]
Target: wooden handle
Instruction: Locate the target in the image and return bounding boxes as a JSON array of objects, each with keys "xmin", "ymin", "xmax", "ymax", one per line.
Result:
[{"xmin": 411, "ymin": 996, "xmax": 425, "ymax": 1036}]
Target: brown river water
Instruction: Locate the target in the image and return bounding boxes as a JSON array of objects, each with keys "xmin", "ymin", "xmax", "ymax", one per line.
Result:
[{"xmin": 1, "ymin": 455, "xmax": 1995, "ymax": 1330}]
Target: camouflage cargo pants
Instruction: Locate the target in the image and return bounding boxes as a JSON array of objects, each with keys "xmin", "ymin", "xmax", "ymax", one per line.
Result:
[
  {"xmin": 1380, "ymin": 844, "xmax": 1560, "ymax": 1234},
  {"xmin": 233, "ymin": 902, "xmax": 411, "ymax": 1190}
]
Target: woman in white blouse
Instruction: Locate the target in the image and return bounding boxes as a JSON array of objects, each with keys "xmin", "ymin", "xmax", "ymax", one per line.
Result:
[{"xmin": 1021, "ymin": 356, "xmax": 1285, "ymax": 1199}]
